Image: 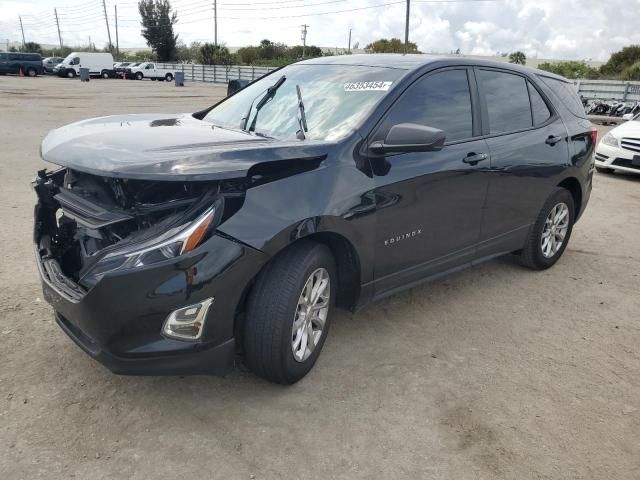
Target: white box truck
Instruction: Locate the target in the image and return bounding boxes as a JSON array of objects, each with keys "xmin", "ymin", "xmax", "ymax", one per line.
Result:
[{"xmin": 56, "ymin": 52, "xmax": 114, "ymax": 79}]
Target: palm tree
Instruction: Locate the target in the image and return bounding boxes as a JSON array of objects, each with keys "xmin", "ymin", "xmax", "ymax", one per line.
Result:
[{"xmin": 509, "ymin": 51, "xmax": 526, "ymax": 65}]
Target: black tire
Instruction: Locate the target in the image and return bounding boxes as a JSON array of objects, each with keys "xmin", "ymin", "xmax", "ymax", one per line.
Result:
[
  {"xmin": 243, "ymin": 241, "xmax": 336, "ymax": 384},
  {"xmin": 101, "ymin": 70, "xmax": 110, "ymax": 79},
  {"xmin": 165, "ymin": 73, "xmax": 174, "ymax": 82},
  {"xmin": 136, "ymin": 72, "xmax": 143, "ymax": 80},
  {"xmin": 26, "ymin": 67, "xmax": 37, "ymax": 77},
  {"xmin": 518, "ymin": 188, "xmax": 575, "ymax": 270},
  {"xmin": 66, "ymin": 69, "xmax": 76, "ymax": 78},
  {"xmin": 596, "ymin": 166, "xmax": 614, "ymax": 174}
]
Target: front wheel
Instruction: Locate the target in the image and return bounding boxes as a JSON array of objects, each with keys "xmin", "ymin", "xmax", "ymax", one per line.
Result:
[
  {"xmin": 243, "ymin": 241, "xmax": 335, "ymax": 384},
  {"xmin": 518, "ymin": 188, "xmax": 575, "ymax": 270},
  {"xmin": 66, "ymin": 69, "xmax": 76, "ymax": 78},
  {"xmin": 135, "ymin": 72, "xmax": 143, "ymax": 80},
  {"xmin": 165, "ymin": 73, "xmax": 174, "ymax": 82},
  {"xmin": 26, "ymin": 67, "xmax": 37, "ymax": 77}
]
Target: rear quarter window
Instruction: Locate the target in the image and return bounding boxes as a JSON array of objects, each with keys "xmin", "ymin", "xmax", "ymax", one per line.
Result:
[{"xmin": 537, "ymin": 75, "xmax": 586, "ymax": 119}]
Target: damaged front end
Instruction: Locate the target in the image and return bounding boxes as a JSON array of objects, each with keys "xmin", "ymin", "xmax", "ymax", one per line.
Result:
[{"xmin": 33, "ymin": 168, "xmax": 248, "ymax": 297}]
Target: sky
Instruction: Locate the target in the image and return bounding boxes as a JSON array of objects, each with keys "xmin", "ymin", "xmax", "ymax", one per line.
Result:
[{"xmin": 1, "ymin": 0, "xmax": 640, "ymax": 61}]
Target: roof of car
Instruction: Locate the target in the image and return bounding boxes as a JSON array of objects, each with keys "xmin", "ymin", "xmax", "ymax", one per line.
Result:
[{"xmin": 298, "ymin": 54, "xmax": 568, "ymax": 82}]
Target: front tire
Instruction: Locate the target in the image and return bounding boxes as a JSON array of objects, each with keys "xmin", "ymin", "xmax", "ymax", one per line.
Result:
[
  {"xmin": 243, "ymin": 241, "xmax": 336, "ymax": 384},
  {"xmin": 66, "ymin": 69, "xmax": 76, "ymax": 78},
  {"xmin": 26, "ymin": 67, "xmax": 37, "ymax": 77},
  {"xmin": 136, "ymin": 72, "xmax": 143, "ymax": 80},
  {"xmin": 596, "ymin": 166, "xmax": 614, "ymax": 174},
  {"xmin": 518, "ymin": 188, "xmax": 575, "ymax": 270}
]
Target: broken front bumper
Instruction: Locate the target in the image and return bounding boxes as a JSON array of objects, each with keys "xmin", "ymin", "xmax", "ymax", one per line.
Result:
[{"xmin": 34, "ymin": 208, "xmax": 268, "ymax": 376}]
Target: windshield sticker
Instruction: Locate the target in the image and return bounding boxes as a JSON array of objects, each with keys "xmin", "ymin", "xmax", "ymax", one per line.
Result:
[{"xmin": 344, "ymin": 81, "xmax": 393, "ymax": 92}]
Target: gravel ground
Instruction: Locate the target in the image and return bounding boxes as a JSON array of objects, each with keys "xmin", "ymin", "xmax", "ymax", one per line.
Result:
[{"xmin": 1, "ymin": 75, "xmax": 639, "ymax": 480}]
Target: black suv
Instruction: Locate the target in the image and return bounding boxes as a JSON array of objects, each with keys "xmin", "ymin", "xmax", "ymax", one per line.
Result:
[{"xmin": 33, "ymin": 55, "xmax": 595, "ymax": 384}]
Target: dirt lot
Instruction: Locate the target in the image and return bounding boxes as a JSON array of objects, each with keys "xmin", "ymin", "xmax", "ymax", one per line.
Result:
[{"xmin": 1, "ymin": 75, "xmax": 639, "ymax": 480}]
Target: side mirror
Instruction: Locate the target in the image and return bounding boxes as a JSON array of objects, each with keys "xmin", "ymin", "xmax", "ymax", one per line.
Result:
[{"xmin": 370, "ymin": 123, "xmax": 446, "ymax": 154}]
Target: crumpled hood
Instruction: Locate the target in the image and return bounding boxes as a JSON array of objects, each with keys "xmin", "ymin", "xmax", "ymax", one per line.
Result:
[{"xmin": 41, "ymin": 113, "xmax": 328, "ymax": 180}]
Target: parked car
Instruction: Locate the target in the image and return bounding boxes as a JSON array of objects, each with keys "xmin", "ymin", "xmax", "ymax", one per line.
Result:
[
  {"xmin": 56, "ymin": 52, "xmax": 114, "ymax": 78},
  {"xmin": 594, "ymin": 112, "xmax": 640, "ymax": 175},
  {"xmin": 128, "ymin": 62, "xmax": 175, "ymax": 81},
  {"xmin": 114, "ymin": 62, "xmax": 136, "ymax": 75},
  {"xmin": 42, "ymin": 56, "xmax": 64, "ymax": 74},
  {"xmin": 33, "ymin": 55, "xmax": 595, "ymax": 384},
  {"xmin": 0, "ymin": 52, "xmax": 44, "ymax": 76}
]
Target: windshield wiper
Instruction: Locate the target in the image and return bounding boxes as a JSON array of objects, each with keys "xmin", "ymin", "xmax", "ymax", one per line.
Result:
[
  {"xmin": 242, "ymin": 75, "xmax": 286, "ymax": 133},
  {"xmin": 295, "ymin": 84, "xmax": 308, "ymax": 140}
]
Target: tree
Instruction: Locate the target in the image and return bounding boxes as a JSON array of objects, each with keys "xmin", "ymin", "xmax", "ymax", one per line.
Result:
[
  {"xmin": 600, "ymin": 45, "xmax": 640, "ymax": 77},
  {"xmin": 198, "ymin": 43, "xmax": 232, "ymax": 65},
  {"xmin": 509, "ymin": 51, "xmax": 526, "ymax": 65},
  {"xmin": 23, "ymin": 42, "xmax": 42, "ymax": 53},
  {"xmin": 538, "ymin": 61, "xmax": 600, "ymax": 79},
  {"xmin": 621, "ymin": 61, "xmax": 640, "ymax": 81},
  {"xmin": 138, "ymin": 0, "xmax": 178, "ymax": 61},
  {"xmin": 365, "ymin": 38, "xmax": 419, "ymax": 54}
]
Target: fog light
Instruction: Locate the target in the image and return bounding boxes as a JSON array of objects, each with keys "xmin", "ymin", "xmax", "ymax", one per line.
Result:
[{"xmin": 162, "ymin": 298, "xmax": 214, "ymax": 341}]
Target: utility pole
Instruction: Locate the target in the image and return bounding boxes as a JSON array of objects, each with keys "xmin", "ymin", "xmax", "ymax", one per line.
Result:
[
  {"xmin": 115, "ymin": 4, "xmax": 119, "ymax": 59},
  {"xmin": 301, "ymin": 24, "xmax": 308, "ymax": 58},
  {"xmin": 404, "ymin": 0, "xmax": 410, "ymax": 54},
  {"xmin": 348, "ymin": 28, "xmax": 352, "ymax": 53},
  {"xmin": 19, "ymin": 16, "xmax": 26, "ymax": 49},
  {"xmin": 54, "ymin": 8, "xmax": 63, "ymax": 49},
  {"xmin": 89, "ymin": 35, "xmax": 92, "ymax": 50},
  {"xmin": 213, "ymin": 0, "xmax": 217, "ymax": 47},
  {"xmin": 102, "ymin": 0, "xmax": 113, "ymax": 51}
]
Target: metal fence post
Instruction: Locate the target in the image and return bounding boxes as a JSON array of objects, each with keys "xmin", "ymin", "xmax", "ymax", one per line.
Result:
[{"xmin": 623, "ymin": 82, "xmax": 630, "ymax": 101}]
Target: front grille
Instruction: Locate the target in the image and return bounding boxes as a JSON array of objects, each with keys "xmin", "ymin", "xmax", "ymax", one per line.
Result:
[
  {"xmin": 612, "ymin": 158, "xmax": 640, "ymax": 170},
  {"xmin": 621, "ymin": 137, "xmax": 640, "ymax": 154}
]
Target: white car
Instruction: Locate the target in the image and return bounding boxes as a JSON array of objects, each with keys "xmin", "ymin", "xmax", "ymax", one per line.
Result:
[
  {"xmin": 129, "ymin": 62, "xmax": 175, "ymax": 82},
  {"xmin": 594, "ymin": 113, "xmax": 640, "ymax": 175}
]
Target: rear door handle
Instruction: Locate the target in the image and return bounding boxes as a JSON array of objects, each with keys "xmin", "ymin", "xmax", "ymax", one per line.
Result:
[
  {"xmin": 545, "ymin": 135, "xmax": 563, "ymax": 145},
  {"xmin": 463, "ymin": 152, "xmax": 488, "ymax": 165}
]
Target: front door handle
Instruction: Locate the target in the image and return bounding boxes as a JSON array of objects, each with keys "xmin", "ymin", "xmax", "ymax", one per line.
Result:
[
  {"xmin": 545, "ymin": 135, "xmax": 563, "ymax": 145},
  {"xmin": 463, "ymin": 152, "xmax": 488, "ymax": 165}
]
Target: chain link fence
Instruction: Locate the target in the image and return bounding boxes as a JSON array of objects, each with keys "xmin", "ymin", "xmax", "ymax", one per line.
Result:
[
  {"xmin": 157, "ymin": 63, "xmax": 276, "ymax": 84},
  {"xmin": 571, "ymin": 79, "xmax": 640, "ymax": 101}
]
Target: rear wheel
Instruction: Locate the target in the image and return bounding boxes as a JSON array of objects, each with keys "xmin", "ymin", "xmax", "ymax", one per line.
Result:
[
  {"xmin": 518, "ymin": 188, "xmax": 575, "ymax": 270},
  {"xmin": 165, "ymin": 73, "xmax": 174, "ymax": 82},
  {"xmin": 243, "ymin": 241, "xmax": 335, "ymax": 384},
  {"xmin": 596, "ymin": 166, "xmax": 614, "ymax": 174},
  {"xmin": 26, "ymin": 67, "xmax": 37, "ymax": 77},
  {"xmin": 101, "ymin": 70, "xmax": 110, "ymax": 79}
]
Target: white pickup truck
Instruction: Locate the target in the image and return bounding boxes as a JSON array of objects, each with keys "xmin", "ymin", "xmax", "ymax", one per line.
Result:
[{"xmin": 128, "ymin": 62, "xmax": 175, "ymax": 82}]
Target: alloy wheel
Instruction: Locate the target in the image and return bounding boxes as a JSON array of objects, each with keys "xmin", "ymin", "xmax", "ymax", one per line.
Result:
[
  {"xmin": 291, "ymin": 268, "xmax": 330, "ymax": 362},
  {"xmin": 541, "ymin": 202, "xmax": 569, "ymax": 258}
]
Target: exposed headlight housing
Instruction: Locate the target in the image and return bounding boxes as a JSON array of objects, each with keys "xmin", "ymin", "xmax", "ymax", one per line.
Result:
[
  {"xmin": 601, "ymin": 132, "xmax": 619, "ymax": 148},
  {"xmin": 79, "ymin": 200, "xmax": 222, "ymax": 288}
]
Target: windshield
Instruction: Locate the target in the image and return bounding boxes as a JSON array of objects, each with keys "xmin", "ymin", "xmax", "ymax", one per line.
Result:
[{"xmin": 203, "ymin": 64, "xmax": 406, "ymax": 141}]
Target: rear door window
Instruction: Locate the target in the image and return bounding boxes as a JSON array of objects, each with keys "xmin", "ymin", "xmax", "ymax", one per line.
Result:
[
  {"xmin": 528, "ymin": 82, "xmax": 552, "ymax": 125},
  {"xmin": 383, "ymin": 69, "xmax": 474, "ymax": 143},
  {"xmin": 478, "ymin": 69, "xmax": 532, "ymax": 134}
]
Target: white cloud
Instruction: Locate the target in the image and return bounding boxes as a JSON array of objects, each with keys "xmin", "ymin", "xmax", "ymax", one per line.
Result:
[{"xmin": 1, "ymin": 0, "xmax": 639, "ymax": 61}]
